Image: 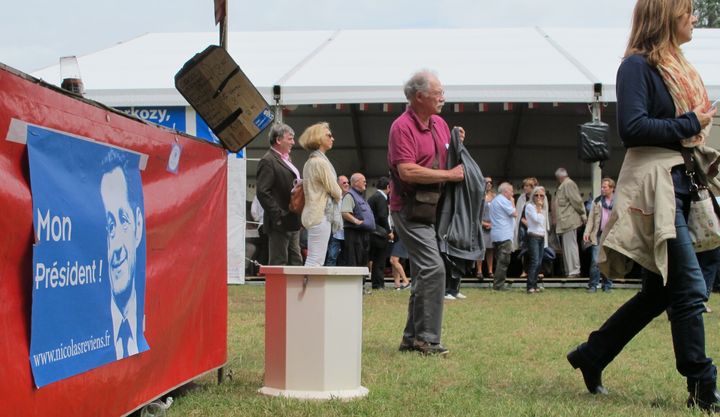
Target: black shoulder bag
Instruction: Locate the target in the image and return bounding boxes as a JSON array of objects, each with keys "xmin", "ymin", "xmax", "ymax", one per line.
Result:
[{"xmin": 402, "ymin": 127, "xmax": 442, "ymax": 224}]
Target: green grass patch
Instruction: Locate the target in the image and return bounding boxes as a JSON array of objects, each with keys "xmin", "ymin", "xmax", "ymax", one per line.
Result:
[{"xmin": 167, "ymin": 286, "xmax": 720, "ymax": 417}]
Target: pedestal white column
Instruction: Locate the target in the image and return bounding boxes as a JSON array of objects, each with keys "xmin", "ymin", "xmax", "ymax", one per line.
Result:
[{"xmin": 259, "ymin": 266, "xmax": 369, "ymax": 400}]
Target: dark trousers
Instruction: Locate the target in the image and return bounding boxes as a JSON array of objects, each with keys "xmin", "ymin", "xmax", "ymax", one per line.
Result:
[
  {"xmin": 698, "ymin": 248, "xmax": 720, "ymax": 299},
  {"xmin": 343, "ymin": 228, "xmax": 369, "ymax": 267},
  {"xmin": 493, "ymin": 240, "xmax": 512, "ymax": 289},
  {"xmin": 324, "ymin": 235, "xmax": 344, "ymax": 266},
  {"xmin": 369, "ymin": 234, "xmax": 389, "ymax": 289},
  {"xmin": 526, "ymin": 235, "xmax": 544, "ymax": 290},
  {"xmin": 444, "ymin": 257, "xmax": 462, "ymax": 296},
  {"xmin": 392, "ymin": 211, "xmax": 445, "ymax": 344},
  {"xmin": 577, "ymin": 194, "xmax": 716, "ymax": 388},
  {"xmin": 589, "ymin": 243, "xmax": 613, "ymax": 290},
  {"xmin": 267, "ymin": 228, "xmax": 302, "ymax": 266}
]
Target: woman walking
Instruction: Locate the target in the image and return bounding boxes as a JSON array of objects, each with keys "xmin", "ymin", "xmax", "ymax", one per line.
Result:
[{"xmin": 567, "ymin": 0, "xmax": 719, "ymax": 410}]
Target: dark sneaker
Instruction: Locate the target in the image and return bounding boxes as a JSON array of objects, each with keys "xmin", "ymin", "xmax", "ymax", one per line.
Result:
[
  {"xmin": 398, "ymin": 338, "xmax": 415, "ymax": 352},
  {"xmin": 413, "ymin": 341, "xmax": 449, "ymax": 356}
]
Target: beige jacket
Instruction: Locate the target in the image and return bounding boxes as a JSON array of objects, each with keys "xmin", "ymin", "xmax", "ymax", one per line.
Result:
[
  {"xmin": 301, "ymin": 151, "xmax": 343, "ymax": 229},
  {"xmin": 599, "ymin": 146, "xmax": 720, "ymax": 283},
  {"xmin": 554, "ymin": 178, "xmax": 586, "ymax": 234},
  {"xmin": 583, "ymin": 196, "xmax": 613, "ymax": 246}
]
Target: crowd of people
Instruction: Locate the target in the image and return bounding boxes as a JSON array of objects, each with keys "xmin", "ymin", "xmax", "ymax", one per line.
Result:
[
  {"xmin": 252, "ymin": 136, "xmax": 622, "ymax": 295},
  {"xmin": 249, "ymin": 0, "xmax": 720, "ymax": 410}
]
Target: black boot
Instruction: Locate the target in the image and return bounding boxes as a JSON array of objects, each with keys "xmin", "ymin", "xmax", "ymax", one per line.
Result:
[
  {"xmin": 567, "ymin": 346, "xmax": 608, "ymax": 395},
  {"xmin": 688, "ymin": 380, "xmax": 720, "ymax": 412}
]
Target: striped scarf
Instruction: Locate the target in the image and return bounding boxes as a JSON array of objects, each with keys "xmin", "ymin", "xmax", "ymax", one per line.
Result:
[{"xmin": 657, "ymin": 51, "xmax": 712, "ymax": 147}]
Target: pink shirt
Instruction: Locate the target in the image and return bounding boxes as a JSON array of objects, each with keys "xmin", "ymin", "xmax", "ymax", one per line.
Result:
[
  {"xmin": 600, "ymin": 196, "xmax": 613, "ymax": 232},
  {"xmin": 387, "ymin": 107, "xmax": 450, "ymax": 211},
  {"xmin": 271, "ymin": 146, "xmax": 300, "ymax": 179}
]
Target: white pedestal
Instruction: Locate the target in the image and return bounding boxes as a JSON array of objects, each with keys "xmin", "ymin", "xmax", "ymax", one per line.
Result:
[{"xmin": 259, "ymin": 266, "xmax": 369, "ymax": 400}]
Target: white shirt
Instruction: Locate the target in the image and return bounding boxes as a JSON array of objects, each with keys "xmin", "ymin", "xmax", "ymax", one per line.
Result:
[
  {"xmin": 250, "ymin": 195, "xmax": 264, "ymax": 223},
  {"xmin": 525, "ymin": 204, "xmax": 546, "ymax": 236},
  {"xmin": 111, "ymin": 286, "xmax": 139, "ymax": 359}
]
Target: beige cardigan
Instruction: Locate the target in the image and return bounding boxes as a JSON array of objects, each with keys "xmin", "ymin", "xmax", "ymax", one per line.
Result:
[
  {"xmin": 599, "ymin": 146, "xmax": 720, "ymax": 283},
  {"xmin": 301, "ymin": 150, "xmax": 343, "ymax": 229}
]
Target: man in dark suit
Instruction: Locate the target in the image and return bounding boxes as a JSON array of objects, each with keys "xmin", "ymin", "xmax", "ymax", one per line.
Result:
[
  {"xmin": 368, "ymin": 176, "xmax": 393, "ymax": 289},
  {"xmin": 256, "ymin": 123, "xmax": 303, "ymax": 265}
]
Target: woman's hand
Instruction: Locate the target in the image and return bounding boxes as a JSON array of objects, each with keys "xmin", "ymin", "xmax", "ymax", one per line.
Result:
[{"xmin": 693, "ymin": 104, "xmax": 717, "ymax": 129}]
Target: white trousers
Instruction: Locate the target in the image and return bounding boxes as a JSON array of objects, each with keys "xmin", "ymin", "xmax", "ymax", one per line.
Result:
[{"xmin": 304, "ymin": 218, "xmax": 331, "ymax": 267}]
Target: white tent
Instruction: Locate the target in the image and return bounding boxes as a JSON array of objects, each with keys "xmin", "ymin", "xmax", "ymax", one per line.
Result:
[
  {"xmin": 28, "ymin": 28, "xmax": 720, "ymax": 280},
  {"xmin": 33, "ymin": 28, "xmax": 720, "ymax": 107},
  {"xmin": 30, "ymin": 27, "xmax": 720, "ymax": 183}
]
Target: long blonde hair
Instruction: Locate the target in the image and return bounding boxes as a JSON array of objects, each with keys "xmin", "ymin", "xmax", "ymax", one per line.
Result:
[{"xmin": 624, "ymin": 0, "xmax": 693, "ymax": 66}]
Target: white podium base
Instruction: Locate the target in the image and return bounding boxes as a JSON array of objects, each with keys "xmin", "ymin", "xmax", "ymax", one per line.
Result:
[
  {"xmin": 260, "ymin": 266, "xmax": 369, "ymax": 401},
  {"xmin": 258, "ymin": 386, "xmax": 369, "ymax": 400}
]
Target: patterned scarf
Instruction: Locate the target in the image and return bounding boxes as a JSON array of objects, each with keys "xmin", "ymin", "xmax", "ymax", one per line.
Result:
[
  {"xmin": 657, "ymin": 50, "xmax": 712, "ymax": 147},
  {"xmin": 601, "ymin": 195, "xmax": 613, "ymax": 211}
]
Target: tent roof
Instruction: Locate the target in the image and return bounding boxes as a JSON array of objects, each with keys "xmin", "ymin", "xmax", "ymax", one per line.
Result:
[{"xmin": 31, "ymin": 28, "xmax": 720, "ymax": 106}]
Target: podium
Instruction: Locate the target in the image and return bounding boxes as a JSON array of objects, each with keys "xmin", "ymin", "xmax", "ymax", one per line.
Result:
[{"xmin": 259, "ymin": 266, "xmax": 369, "ymax": 400}]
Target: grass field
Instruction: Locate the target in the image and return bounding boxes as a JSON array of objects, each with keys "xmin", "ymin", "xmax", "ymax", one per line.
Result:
[{"xmin": 165, "ymin": 285, "xmax": 720, "ymax": 417}]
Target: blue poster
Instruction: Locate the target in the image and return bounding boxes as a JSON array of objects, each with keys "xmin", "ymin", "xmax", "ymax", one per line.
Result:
[
  {"xmin": 118, "ymin": 106, "xmax": 186, "ymax": 131},
  {"xmin": 196, "ymin": 114, "xmax": 244, "ymax": 157},
  {"xmin": 195, "ymin": 114, "xmax": 222, "ymax": 145},
  {"xmin": 27, "ymin": 126, "xmax": 149, "ymax": 388}
]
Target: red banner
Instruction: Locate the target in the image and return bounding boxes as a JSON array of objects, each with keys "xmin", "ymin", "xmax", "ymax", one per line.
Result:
[{"xmin": 0, "ymin": 66, "xmax": 228, "ymax": 416}]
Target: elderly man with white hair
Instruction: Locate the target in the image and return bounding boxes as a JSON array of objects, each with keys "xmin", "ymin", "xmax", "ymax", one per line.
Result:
[
  {"xmin": 553, "ymin": 167, "xmax": 586, "ymax": 278},
  {"xmin": 489, "ymin": 182, "xmax": 517, "ymax": 291},
  {"xmin": 388, "ymin": 70, "xmax": 465, "ymax": 356}
]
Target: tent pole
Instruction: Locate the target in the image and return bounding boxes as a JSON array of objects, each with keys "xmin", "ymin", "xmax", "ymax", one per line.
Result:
[
  {"xmin": 218, "ymin": 0, "xmax": 229, "ymax": 386},
  {"xmin": 219, "ymin": 0, "xmax": 228, "ymax": 50},
  {"xmin": 590, "ymin": 83, "xmax": 602, "ymax": 201}
]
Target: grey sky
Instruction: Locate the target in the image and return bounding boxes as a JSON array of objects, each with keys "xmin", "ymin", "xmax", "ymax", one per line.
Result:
[{"xmin": 1, "ymin": 0, "xmax": 635, "ymax": 74}]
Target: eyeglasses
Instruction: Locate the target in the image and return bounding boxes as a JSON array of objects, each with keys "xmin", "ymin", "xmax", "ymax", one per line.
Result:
[
  {"xmin": 534, "ymin": 195, "xmax": 545, "ymax": 198},
  {"xmin": 426, "ymin": 89, "xmax": 445, "ymax": 97}
]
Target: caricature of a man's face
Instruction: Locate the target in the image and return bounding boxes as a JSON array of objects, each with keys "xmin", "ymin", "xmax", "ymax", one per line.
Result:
[{"xmin": 100, "ymin": 167, "xmax": 143, "ymax": 302}]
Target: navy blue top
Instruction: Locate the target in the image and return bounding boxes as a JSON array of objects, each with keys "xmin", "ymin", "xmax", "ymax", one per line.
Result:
[{"xmin": 616, "ymin": 54, "xmax": 701, "ymax": 150}]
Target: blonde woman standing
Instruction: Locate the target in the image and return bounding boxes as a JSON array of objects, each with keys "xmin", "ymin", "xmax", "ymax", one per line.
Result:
[
  {"xmin": 524, "ymin": 186, "xmax": 547, "ymax": 293},
  {"xmin": 298, "ymin": 122, "xmax": 343, "ymax": 267}
]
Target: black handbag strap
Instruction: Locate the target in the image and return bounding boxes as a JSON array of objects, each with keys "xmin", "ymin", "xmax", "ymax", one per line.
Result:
[
  {"xmin": 429, "ymin": 123, "xmax": 441, "ymax": 170},
  {"xmin": 681, "ymin": 147, "xmax": 702, "ymax": 195},
  {"xmin": 682, "ymin": 147, "xmax": 720, "ymax": 216}
]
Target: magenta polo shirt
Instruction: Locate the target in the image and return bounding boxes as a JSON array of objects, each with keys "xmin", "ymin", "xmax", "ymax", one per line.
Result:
[{"xmin": 387, "ymin": 107, "xmax": 450, "ymax": 211}]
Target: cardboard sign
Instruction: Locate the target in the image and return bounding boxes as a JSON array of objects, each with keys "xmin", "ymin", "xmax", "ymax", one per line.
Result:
[{"xmin": 175, "ymin": 45, "xmax": 273, "ymax": 152}]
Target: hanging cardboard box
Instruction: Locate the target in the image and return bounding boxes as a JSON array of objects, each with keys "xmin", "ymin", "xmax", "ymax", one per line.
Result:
[{"xmin": 175, "ymin": 45, "xmax": 273, "ymax": 152}]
